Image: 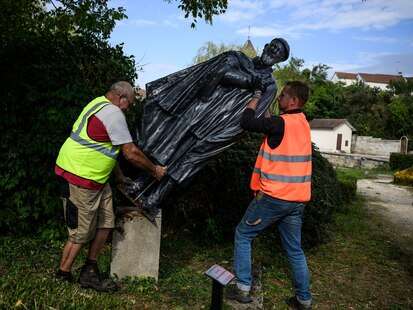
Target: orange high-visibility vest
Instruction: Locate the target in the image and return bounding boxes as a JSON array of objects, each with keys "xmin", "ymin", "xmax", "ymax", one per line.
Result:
[{"xmin": 250, "ymin": 112, "xmax": 312, "ymax": 202}]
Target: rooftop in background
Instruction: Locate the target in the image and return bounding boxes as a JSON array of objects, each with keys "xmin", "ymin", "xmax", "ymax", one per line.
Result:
[
  {"xmin": 333, "ymin": 71, "xmax": 405, "ymax": 84},
  {"xmin": 335, "ymin": 72, "xmax": 358, "ymax": 80},
  {"xmin": 241, "ymin": 39, "xmax": 257, "ymax": 58},
  {"xmin": 358, "ymin": 73, "xmax": 404, "ymax": 84},
  {"xmin": 310, "ymin": 119, "xmax": 356, "ymax": 131}
]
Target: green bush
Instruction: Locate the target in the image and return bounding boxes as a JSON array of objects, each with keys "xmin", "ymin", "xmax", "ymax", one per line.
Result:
[
  {"xmin": 0, "ymin": 0, "xmax": 136, "ymax": 234},
  {"xmin": 389, "ymin": 153, "xmax": 413, "ymax": 171},
  {"xmin": 394, "ymin": 167, "xmax": 413, "ymax": 186}
]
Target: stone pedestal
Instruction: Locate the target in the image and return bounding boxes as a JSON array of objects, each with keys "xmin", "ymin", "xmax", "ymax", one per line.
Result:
[{"xmin": 111, "ymin": 210, "xmax": 162, "ymax": 280}]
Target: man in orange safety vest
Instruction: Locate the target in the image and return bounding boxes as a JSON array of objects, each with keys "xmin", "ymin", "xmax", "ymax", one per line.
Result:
[{"xmin": 227, "ymin": 81, "xmax": 312, "ymax": 310}]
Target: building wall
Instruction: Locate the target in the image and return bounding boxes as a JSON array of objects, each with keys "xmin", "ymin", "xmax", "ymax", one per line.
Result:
[
  {"xmin": 364, "ymin": 82, "xmax": 389, "ymax": 90},
  {"xmin": 321, "ymin": 152, "xmax": 388, "ymax": 169},
  {"xmin": 311, "ymin": 123, "xmax": 352, "ymax": 153},
  {"xmin": 352, "ymin": 135, "xmax": 400, "ymax": 157},
  {"xmin": 332, "ymin": 75, "xmax": 356, "ymax": 86}
]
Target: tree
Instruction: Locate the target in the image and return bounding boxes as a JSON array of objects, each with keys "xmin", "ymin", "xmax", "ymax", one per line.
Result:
[
  {"xmin": 165, "ymin": 0, "xmax": 227, "ymax": 27},
  {"xmin": 0, "ymin": 0, "xmax": 136, "ymax": 233},
  {"xmin": 192, "ymin": 41, "xmax": 241, "ymax": 64},
  {"xmin": 273, "ymin": 57, "xmax": 308, "ymax": 88},
  {"xmin": 388, "ymin": 78, "xmax": 413, "ymax": 96}
]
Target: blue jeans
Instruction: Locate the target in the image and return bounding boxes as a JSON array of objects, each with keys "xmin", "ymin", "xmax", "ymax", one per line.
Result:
[{"xmin": 233, "ymin": 193, "xmax": 312, "ymax": 302}]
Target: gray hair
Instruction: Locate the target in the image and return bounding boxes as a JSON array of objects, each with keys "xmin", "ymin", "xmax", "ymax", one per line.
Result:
[{"xmin": 108, "ymin": 81, "xmax": 134, "ymax": 98}]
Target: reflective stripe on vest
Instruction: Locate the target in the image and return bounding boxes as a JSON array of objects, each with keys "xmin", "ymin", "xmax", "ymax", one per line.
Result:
[
  {"xmin": 69, "ymin": 100, "xmax": 118, "ymax": 159},
  {"xmin": 56, "ymin": 96, "xmax": 120, "ymax": 184},
  {"xmin": 253, "ymin": 168, "xmax": 311, "ymax": 183},
  {"xmin": 250, "ymin": 112, "xmax": 312, "ymax": 202},
  {"xmin": 69, "ymin": 132, "xmax": 118, "ymax": 160},
  {"xmin": 258, "ymin": 149, "xmax": 311, "ymax": 163}
]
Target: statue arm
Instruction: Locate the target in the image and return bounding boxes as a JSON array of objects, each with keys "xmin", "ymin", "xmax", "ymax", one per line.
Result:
[{"xmin": 221, "ymin": 70, "xmax": 254, "ymax": 89}]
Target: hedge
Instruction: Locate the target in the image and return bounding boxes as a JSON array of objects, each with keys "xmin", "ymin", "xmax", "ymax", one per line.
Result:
[
  {"xmin": 389, "ymin": 153, "xmax": 413, "ymax": 171},
  {"xmin": 394, "ymin": 167, "xmax": 413, "ymax": 186}
]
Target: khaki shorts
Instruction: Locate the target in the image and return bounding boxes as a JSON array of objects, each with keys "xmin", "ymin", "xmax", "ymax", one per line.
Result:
[{"xmin": 62, "ymin": 183, "xmax": 114, "ymax": 244}]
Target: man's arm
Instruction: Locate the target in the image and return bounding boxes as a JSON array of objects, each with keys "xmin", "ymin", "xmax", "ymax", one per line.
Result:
[
  {"xmin": 121, "ymin": 143, "xmax": 166, "ymax": 181},
  {"xmin": 240, "ymin": 91, "xmax": 285, "ymax": 149}
]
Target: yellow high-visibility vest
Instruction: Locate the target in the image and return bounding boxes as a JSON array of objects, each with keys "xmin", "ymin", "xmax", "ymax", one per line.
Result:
[{"xmin": 56, "ymin": 96, "xmax": 120, "ymax": 184}]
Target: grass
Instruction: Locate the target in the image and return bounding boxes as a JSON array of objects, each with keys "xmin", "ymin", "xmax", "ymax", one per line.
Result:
[
  {"xmin": 1, "ymin": 198, "xmax": 412, "ymax": 309},
  {"xmin": 335, "ymin": 166, "xmax": 392, "ymax": 182}
]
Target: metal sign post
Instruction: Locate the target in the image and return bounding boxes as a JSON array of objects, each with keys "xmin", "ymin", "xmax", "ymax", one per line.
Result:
[{"xmin": 205, "ymin": 264, "xmax": 235, "ymax": 310}]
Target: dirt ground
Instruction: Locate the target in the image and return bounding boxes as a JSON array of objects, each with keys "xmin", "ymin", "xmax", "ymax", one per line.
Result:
[{"xmin": 357, "ymin": 175, "xmax": 413, "ymax": 258}]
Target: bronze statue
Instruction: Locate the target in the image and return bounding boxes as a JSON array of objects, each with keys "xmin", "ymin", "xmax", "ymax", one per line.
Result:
[{"xmin": 121, "ymin": 38, "xmax": 290, "ymax": 221}]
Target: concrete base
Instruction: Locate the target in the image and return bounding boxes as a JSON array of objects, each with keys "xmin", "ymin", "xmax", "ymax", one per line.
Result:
[{"xmin": 111, "ymin": 210, "xmax": 162, "ymax": 280}]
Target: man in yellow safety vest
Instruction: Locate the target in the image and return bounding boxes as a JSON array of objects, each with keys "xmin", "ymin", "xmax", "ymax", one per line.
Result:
[{"xmin": 55, "ymin": 81, "xmax": 167, "ymax": 291}]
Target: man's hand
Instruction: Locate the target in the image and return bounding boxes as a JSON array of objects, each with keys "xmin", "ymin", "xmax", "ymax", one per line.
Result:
[{"xmin": 153, "ymin": 165, "xmax": 167, "ymax": 181}]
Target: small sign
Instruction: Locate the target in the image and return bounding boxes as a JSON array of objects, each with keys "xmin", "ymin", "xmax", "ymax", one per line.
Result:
[{"xmin": 205, "ymin": 264, "xmax": 235, "ymax": 286}]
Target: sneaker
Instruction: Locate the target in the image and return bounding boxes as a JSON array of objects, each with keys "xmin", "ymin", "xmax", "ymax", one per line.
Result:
[
  {"xmin": 79, "ymin": 263, "xmax": 118, "ymax": 292},
  {"xmin": 226, "ymin": 285, "xmax": 253, "ymax": 304},
  {"xmin": 55, "ymin": 269, "xmax": 74, "ymax": 283},
  {"xmin": 286, "ymin": 296, "xmax": 312, "ymax": 310}
]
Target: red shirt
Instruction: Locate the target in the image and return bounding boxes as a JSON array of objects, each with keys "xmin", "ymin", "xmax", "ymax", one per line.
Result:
[{"xmin": 55, "ymin": 115, "xmax": 111, "ymax": 190}]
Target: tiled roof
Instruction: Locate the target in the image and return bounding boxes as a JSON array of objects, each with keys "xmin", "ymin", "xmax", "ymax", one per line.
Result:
[
  {"xmin": 310, "ymin": 119, "xmax": 355, "ymax": 131},
  {"xmin": 335, "ymin": 72, "xmax": 357, "ymax": 80},
  {"xmin": 358, "ymin": 73, "xmax": 404, "ymax": 84}
]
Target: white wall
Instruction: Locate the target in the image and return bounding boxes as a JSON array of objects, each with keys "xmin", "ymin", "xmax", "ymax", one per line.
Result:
[
  {"xmin": 332, "ymin": 75, "xmax": 356, "ymax": 86},
  {"xmin": 352, "ymin": 136, "xmax": 400, "ymax": 157},
  {"xmin": 311, "ymin": 123, "xmax": 353, "ymax": 153},
  {"xmin": 364, "ymin": 82, "xmax": 388, "ymax": 90}
]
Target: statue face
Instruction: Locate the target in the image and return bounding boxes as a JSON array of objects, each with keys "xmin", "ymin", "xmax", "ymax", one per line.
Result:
[{"xmin": 261, "ymin": 38, "xmax": 289, "ymax": 66}]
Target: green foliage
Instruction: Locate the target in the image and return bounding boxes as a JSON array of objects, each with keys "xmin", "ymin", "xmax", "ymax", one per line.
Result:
[
  {"xmin": 271, "ymin": 56, "xmax": 413, "ymax": 140},
  {"xmin": 2, "ymin": 200, "xmax": 413, "ymax": 308},
  {"xmin": 389, "ymin": 153, "xmax": 413, "ymax": 171},
  {"xmin": 386, "ymin": 95, "xmax": 413, "ymax": 138},
  {"xmin": 0, "ymin": 0, "xmax": 136, "ymax": 234},
  {"xmin": 388, "ymin": 78, "xmax": 413, "ymax": 96},
  {"xmin": 393, "ymin": 167, "xmax": 413, "ymax": 186},
  {"xmin": 304, "ymin": 145, "xmax": 354, "ymax": 246},
  {"xmin": 273, "ymin": 57, "xmax": 307, "ymax": 89},
  {"xmin": 192, "ymin": 41, "xmax": 242, "ymax": 64},
  {"xmin": 165, "ymin": 0, "xmax": 227, "ymax": 27}
]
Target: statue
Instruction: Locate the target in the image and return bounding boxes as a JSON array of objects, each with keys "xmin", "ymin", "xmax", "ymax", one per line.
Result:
[{"xmin": 120, "ymin": 38, "xmax": 290, "ymax": 221}]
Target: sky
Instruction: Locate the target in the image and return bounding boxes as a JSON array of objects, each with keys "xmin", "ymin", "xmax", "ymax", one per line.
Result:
[{"xmin": 109, "ymin": 0, "xmax": 413, "ymax": 88}]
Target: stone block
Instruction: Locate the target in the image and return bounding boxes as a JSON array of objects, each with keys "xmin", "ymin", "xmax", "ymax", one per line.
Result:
[{"xmin": 111, "ymin": 210, "xmax": 162, "ymax": 280}]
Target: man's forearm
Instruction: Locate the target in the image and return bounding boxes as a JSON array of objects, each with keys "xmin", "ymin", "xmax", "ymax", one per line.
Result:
[
  {"xmin": 130, "ymin": 148, "xmax": 156, "ymax": 176},
  {"xmin": 122, "ymin": 143, "xmax": 156, "ymax": 176}
]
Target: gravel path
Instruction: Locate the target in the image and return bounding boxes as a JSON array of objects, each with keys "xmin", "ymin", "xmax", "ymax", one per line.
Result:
[{"xmin": 357, "ymin": 175, "xmax": 413, "ymax": 239}]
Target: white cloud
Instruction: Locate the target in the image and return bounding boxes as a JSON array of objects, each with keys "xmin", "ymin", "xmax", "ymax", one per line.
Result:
[
  {"xmin": 230, "ymin": 0, "xmax": 262, "ymax": 10},
  {"xmin": 234, "ymin": 0, "xmax": 413, "ymax": 38},
  {"xmin": 353, "ymin": 36, "xmax": 399, "ymax": 44},
  {"xmin": 119, "ymin": 17, "xmax": 182, "ymax": 29},
  {"xmin": 318, "ymin": 52, "xmax": 413, "ymax": 78},
  {"xmin": 297, "ymin": 0, "xmax": 412, "ymax": 30},
  {"xmin": 237, "ymin": 25, "xmax": 303, "ymax": 40},
  {"xmin": 119, "ymin": 19, "xmax": 156, "ymax": 27},
  {"xmin": 354, "ymin": 52, "xmax": 413, "ymax": 76},
  {"xmin": 219, "ymin": 0, "xmax": 264, "ymax": 22}
]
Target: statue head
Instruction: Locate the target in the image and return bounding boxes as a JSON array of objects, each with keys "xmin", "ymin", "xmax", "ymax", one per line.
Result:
[{"xmin": 260, "ymin": 38, "xmax": 290, "ymax": 66}]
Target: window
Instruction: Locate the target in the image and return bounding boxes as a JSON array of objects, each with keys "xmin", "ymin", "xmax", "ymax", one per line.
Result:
[{"xmin": 345, "ymin": 140, "xmax": 348, "ymax": 146}]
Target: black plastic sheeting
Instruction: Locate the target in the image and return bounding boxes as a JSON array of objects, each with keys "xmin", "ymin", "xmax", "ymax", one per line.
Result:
[{"xmin": 122, "ymin": 51, "xmax": 279, "ymax": 213}]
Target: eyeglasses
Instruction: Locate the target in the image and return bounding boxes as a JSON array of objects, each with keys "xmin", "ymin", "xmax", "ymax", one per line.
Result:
[{"xmin": 119, "ymin": 94, "xmax": 135, "ymax": 106}]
